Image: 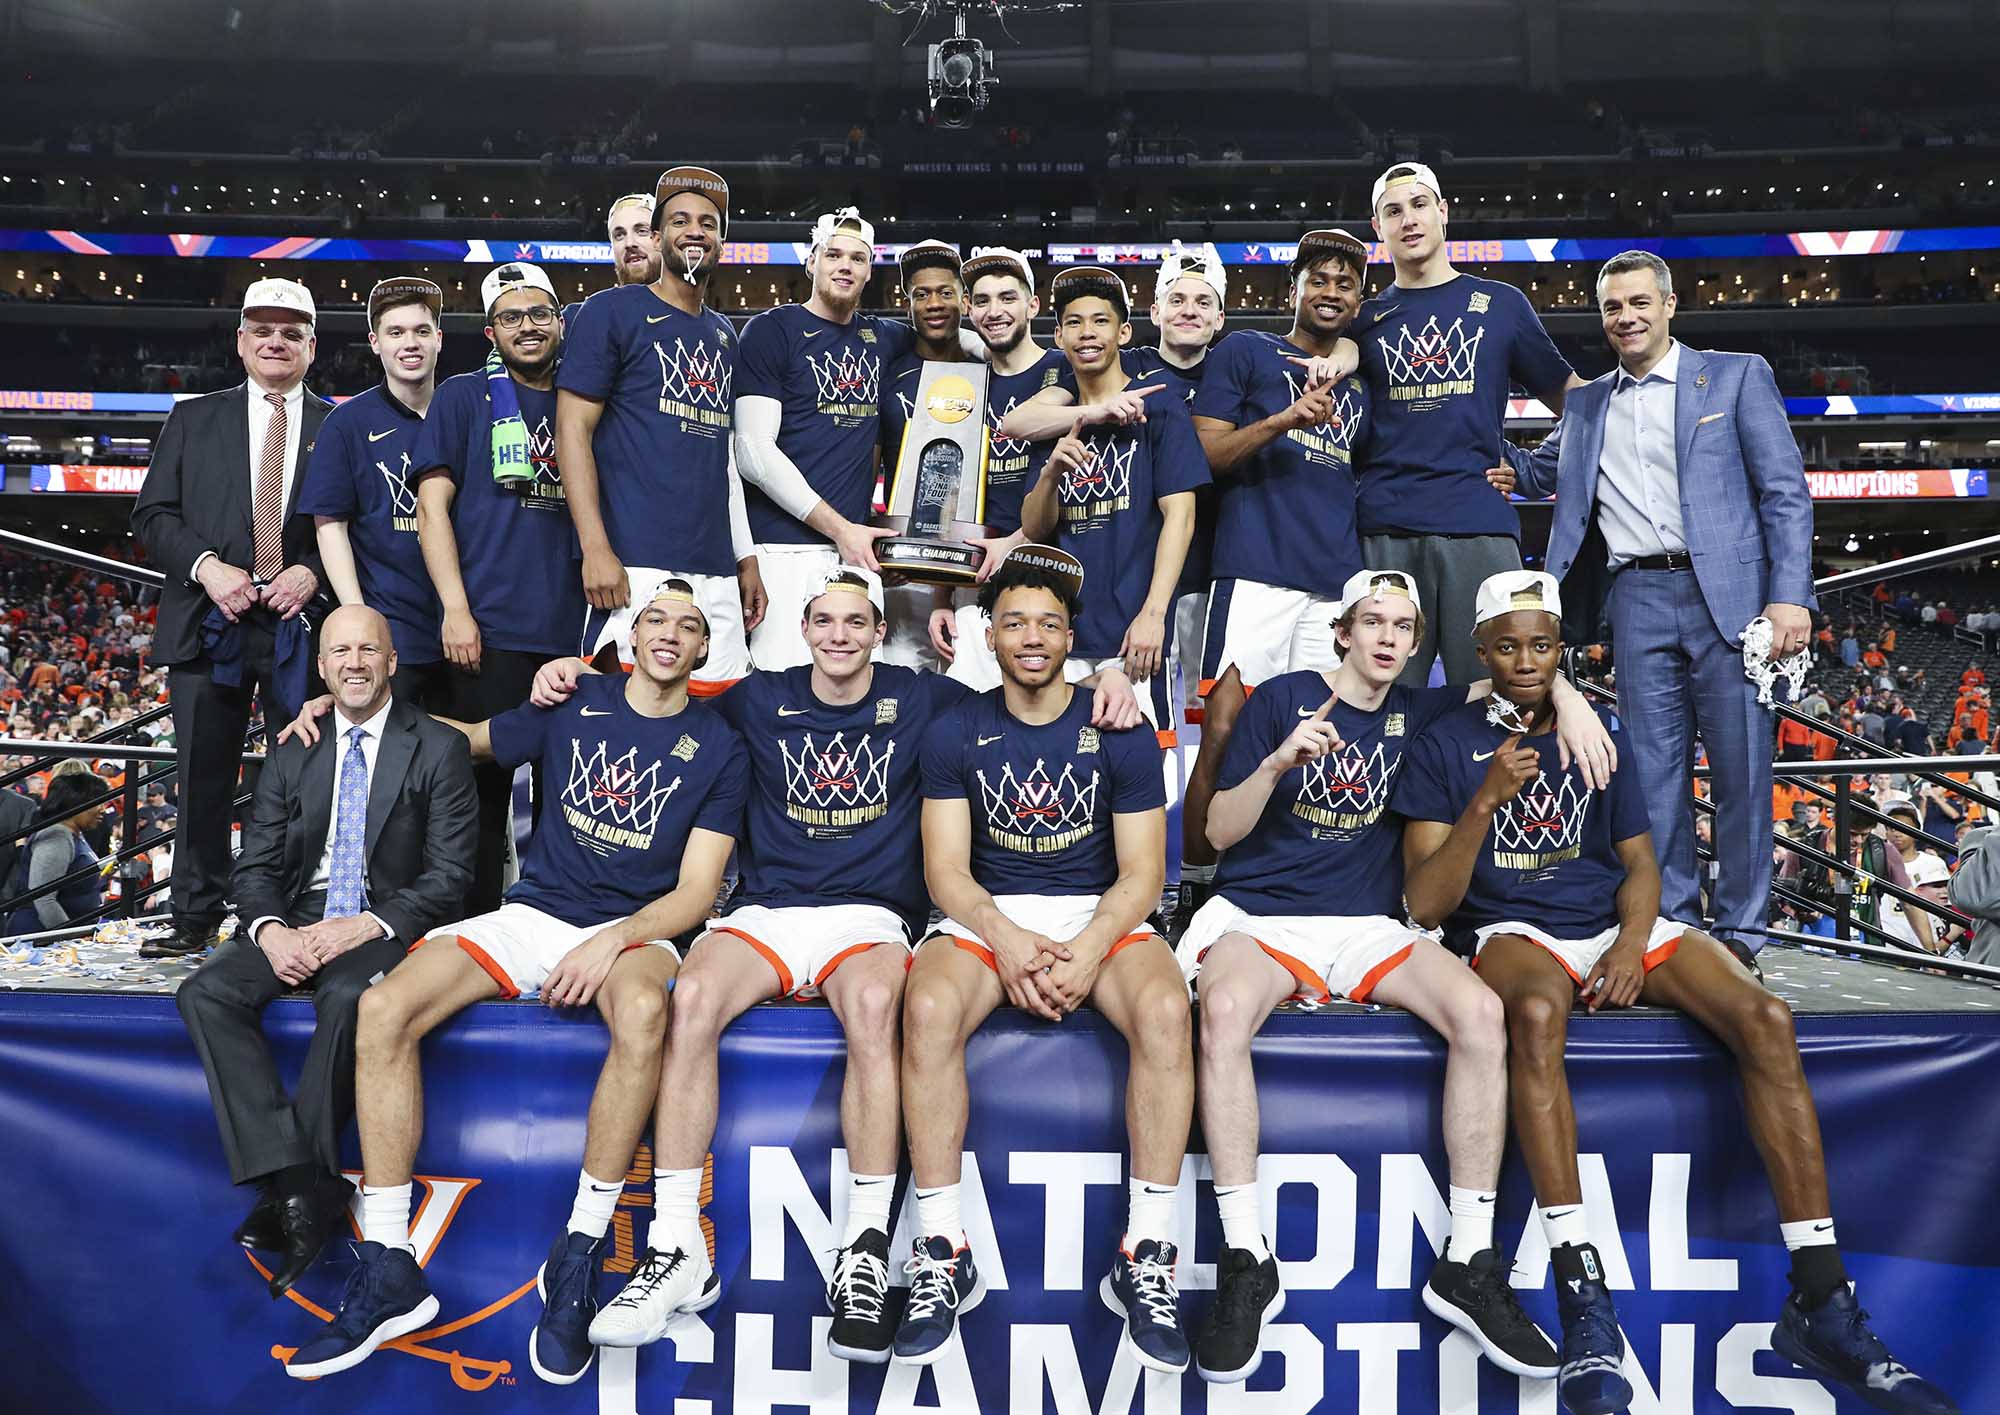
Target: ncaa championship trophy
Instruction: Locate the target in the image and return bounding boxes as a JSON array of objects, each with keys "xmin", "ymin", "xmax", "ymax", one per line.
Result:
[{"xmin": 875, "ymin": 362, "xmax": 992, "ymax": 584}]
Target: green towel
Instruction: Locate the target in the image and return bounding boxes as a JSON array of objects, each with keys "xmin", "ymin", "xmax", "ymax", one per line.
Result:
[{"xmin": 485, "ymin": 348, "xmax": 535, "ymax": 492}]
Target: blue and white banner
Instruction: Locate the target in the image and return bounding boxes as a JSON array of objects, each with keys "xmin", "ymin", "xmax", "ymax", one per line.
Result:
[{"xmin": 0, "ymin": 992, "xmax": 1992, "ymax": 1412}]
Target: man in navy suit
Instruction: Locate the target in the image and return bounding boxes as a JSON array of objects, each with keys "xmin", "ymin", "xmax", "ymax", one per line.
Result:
[{"xmin": 1491, "ymin": 251, "xmax": 1815, "ymax": 964}]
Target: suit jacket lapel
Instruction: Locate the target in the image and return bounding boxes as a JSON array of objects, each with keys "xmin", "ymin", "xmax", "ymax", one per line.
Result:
[
  {"xmin": 1575, "ymin": 381, "xmax": 1610, "ymax": 511},
  {"xmin": 221, "ymin": 383, "xmax": 253, "ymax": 542},
  {"xmin": 364, "ymin": 704, "xmax": 415, "ymax": 858},
  {"xmin": 299, "ymin": 728, "xmax": 337, "ymax": 879},
  {"xmin": 1673, "ymin": 345, "xmax": 1711, "ymax": 481}
]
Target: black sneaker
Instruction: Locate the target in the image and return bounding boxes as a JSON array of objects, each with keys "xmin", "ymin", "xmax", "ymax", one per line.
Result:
[
  {"xmin": 826, "ymin": 1228, "xmax": 894, "ymax": 1364},
  {"xmin": 1423, "ymin": 1247, "xmax": 1559, "ymax": 1379},
  {"xmin": 1170, "ymin": 877, "xmax": 1213, "ymax": 943},
  {"xmin": 1554, "ymin": 1252, "xmax": 1633, "ymax": 1415},
  {"xmin": 1772, "ymin": 1285, "xmax": 1958, "ymax": 1414},
  {"xmin": 1195, "ymin": 1243, "xmax": 1284, "ymax": 1385}
]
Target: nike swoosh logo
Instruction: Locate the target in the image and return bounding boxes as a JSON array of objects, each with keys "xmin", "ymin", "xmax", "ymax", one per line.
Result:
[
  {"xmin": 803, "ymin": 329, "xmax": 824, "ymax": 339},
  {"xmin": 367, "ymin": 429, "xmax": 395, "ymax": 442},
  {"xmin": 1476, "ymin": 1194, "xmax": 1496, "ymax": 1204},
  {"xmin": 854, "ymin": 1177, "xmax": 893, "ymax": 1187},
  {"xmin": 646, "ymin": 314, "xmax": 672, "ymax": 324},
  {"xmin": 1297, "ymin": 706, "xmax": 1319, "ymax": 717},
  {"xmin": 777, "ymin": 706, "xmax": 809, "ymax": 717},
  {"xmin": 1543, "ymin": 1208, "xmax": 1577, "ymax": 1220},
  {"xmin": 977, "ymin": 734, "xmax": 1004, "ymax": 746},
  {"xmin": 580, "ymin": 707, "xmax": 612, "ymax": 717},
  {"xmin": 1472, "ymin": 749, "xmax": 1496, "ymax": 761},
  {"xmin": 1813, "ymin": 1220, "xmax": 1834, "ymax": 1232},
  {"xmin": 1140, "ymin": 1186, "xmax": 1175, "ymax": 1195}
]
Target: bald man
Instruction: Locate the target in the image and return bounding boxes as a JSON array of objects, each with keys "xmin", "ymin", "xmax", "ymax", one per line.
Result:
[{"xmin": 177, "ymin": 605, "xmax": 479, "ymax": 1299}]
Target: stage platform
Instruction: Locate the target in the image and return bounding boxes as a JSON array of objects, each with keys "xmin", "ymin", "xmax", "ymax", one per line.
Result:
[{"xmin": 1, "ymin": 939, "xmax": 1995, "ymax": 1413}]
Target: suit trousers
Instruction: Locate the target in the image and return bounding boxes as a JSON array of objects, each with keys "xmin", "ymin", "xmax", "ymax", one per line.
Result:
[
  {"xmin": 445, "ymin": 648, "xmax": 547, "ymax": 916},
  {"xmin": 167, "ymin": 617, "xmax": 274, "ymax": 925},
  {"xmin": 1609, "ymin": 566, "xmax": 1775, "ymax": 951},
  {"xmin": 176, "ymin": 920, "xmax": 407, "ymax": 1185}
]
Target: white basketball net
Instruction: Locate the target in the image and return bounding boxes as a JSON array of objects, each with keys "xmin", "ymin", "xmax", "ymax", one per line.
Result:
[
  {"xmin": 1742, "ymin": 616, "xmax": 1811, "ymax": 708},
  {"xmin": 1062, "ymin": 433, "xmax": 1136, "ymax": 504},
  {"xmin": 1486, "ymin": 695, "xmax": 1534, "ymax": 734},
  {"xmin": 808, "ymin": 347, "xmax": 880, "ymax": 405},
  {"xmin": 779, "ymin": 731, "xmax": 895, "ymax": 811},
  {"xmin": 376, "ymin": 450, "xmax": 417, "ymax": 517},
  {"xmin": 1490, "ymin": 770, "xmax": 1591, "ymax": 854},
  {"xmin": 1297, "ymin": 740, "xmax": 1397, "ymax": 817},
  {"xmin": 655, "ymin": 337, "xmax": 734, "ymax": 410},
  {"xmin": 1380, "ymin": 315, "xmax": 1484, "ymax": 386},
  {"xmin": 989, "ymin": 395, "xmax": 1031, "ymax": 459},
  {"xmin": 562, "ymin": 739, "xmax": 679, "ymax": 836},
  {"xmin": 528, "ymin": 415, "xmax": 560, "ymax": 482},
  {"xmin": 976, "ymin": 758, "xmax": 1099, "ymax": 836}
]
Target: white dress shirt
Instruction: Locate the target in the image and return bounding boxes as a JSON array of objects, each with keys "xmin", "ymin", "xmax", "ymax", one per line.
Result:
[
  {"xmin": 250, "ymin": 695, "xmax": 394, "ymax": 947},
  {"xmin": 191, "ymin": 379, "xmax": 305, "ymax": 584},
  {"xmin": 1596, "ymin": 339, "xmax": 1689, "ymax": 568}
]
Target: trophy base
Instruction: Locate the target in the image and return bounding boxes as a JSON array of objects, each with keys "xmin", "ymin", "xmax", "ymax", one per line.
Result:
[{"xmin": 875, "ymin": 537, "xmax": 986, "ymax": 586}]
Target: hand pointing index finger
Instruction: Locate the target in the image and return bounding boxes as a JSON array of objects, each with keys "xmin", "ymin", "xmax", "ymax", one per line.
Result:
[{"xmin": 1310, "ymin": 693, "xmax": 1337, "ymax": 723}]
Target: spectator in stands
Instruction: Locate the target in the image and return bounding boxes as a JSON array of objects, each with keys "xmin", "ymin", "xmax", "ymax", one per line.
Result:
[
  {"xmin": 3, "ymin": 769, "xmax": 111, "ymax": 937},
  {"xmin": 1777, "ymin": 714, "xmax": 1816, "ymax": 763},
  {"xmin": 1859, "ymin": 702, "xmax": 1887, "ymax": 746},
  {"xmin": 1861, "ymin": 640, "xmax": 1886, "ymax": 671},
  {"xmin": 1839, "ymin": 627, "xmax": 1859, "ymax": 669},
  {"xmin": 1896, "ymin": 706, "xmax": 1932, "ymax": 756},
  {"xmin": 1871, "ymin": 582, "xmax": 1891, "ymax": 607},
  {"xmin": 1922, "ymin": 601, "xmax": 1939, "ymax": 625},
  {"xmin": 1937, "ymin": 603, "xmax": 1959, "ymax": 628},
  {"xmin": 1880, "ymin": 624, "xmax": 1897, "ymax": 655},
  {"xmin": 1881, "ymin": 798, "xmax": 1950, "ymax": 953},
  {"xmin": 1948, "ymin": 715, "xmax": 1989, "ymax": 755},
  {"xmin": 1948, "ymin": 820, "xmax": 2000, "ymax": 966}
]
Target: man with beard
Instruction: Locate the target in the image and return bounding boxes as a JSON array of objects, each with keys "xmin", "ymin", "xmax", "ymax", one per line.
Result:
[
  {"xmin": 1177, "ymin": 230, "xmax": 1371, "ymax": 922},
  {"xmin": 927, "ymin": 246, "xmax": 1065, "ymax": 689},
  {"xmin": 298, "ymin": 277, "xmax": 450, "ymax": 708},
  {"xmin": 412, "ymin": 262, "xmax": 583, "ymax": 913},
  {"xmin": 560, "ymin": 166, "xmax": 761, "ymax": 695},
  {"xmin": 561, "ymin": 193, "xmax": 661, "ymax": 326}
]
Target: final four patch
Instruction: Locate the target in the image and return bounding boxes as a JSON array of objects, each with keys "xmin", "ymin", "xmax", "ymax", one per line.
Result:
[
  {"xmin": 1077, "ymin": 727, "xmax": 1100, "ymax": 755},
  {"xmin": 874, "ymin": 698, "xmax": 898, "ymax": 725},
  {"xmin": 672, "ymin": 733, "xmax": 701, "ymax": 762}
]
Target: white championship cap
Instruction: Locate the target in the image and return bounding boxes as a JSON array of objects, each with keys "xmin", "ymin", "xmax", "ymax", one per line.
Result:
[
  {"xmin": 241, "ymin": 277, "xmax": 315, "ymax": 323},
  {"xmin": 1370, "ymin": 161, "xmax": 1445, "ymax": 213},
  {"xmin": 1156, "ymin": 239, "xmax": 1226, "ymax": 305},
  {"xmin": 480, "ymin": 261, "xmax": 558, "ymax": 316},
  {"xmin": 962, "ymin": 246, "xmax": 1035, "ymax": 291},
  {"xmin": 810, "ymin": 565, "xmax": 886, "ymax": 617},
  {"xmin": 606, "ymin": 191, "xmax": 655, "ymax": 227},
  {"xmin": 1472, "ymin": 569, "xmax": 1563, "ymax": 630},
  {"xmin": 1334, "ymin": 567, "xmax": 1423, "ymax": 619},
  {"xmin": 809, "ymin": 206, "xmax": 877, "ymax": 255},
  {"xmin": 1907, "ymin": 852, "xmax": 1951, "ymax": 887}
]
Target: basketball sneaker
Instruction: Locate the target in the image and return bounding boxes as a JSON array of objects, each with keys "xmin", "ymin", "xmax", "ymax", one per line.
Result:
[
  {"xmin": 284, "ymin": 1241, "xmax": 439, "ymax": 1379},
  {"xmin": 1100, "ymin": 1239, "xmax": 1190, "ymax": 1374},
  {"xmin": 1772, "ymin": 1285, "xmax": 1959, "ymax": 1414},
  {"xmin": 893, "ymin": 1236, "xmax": 985, "ymax": 1365},
  {"xmin": 588, "ymin": 1240, "xmax": 719, "ymax": 1348},
  {"xmin": 1423, "ymin": 1247, "xmax": 1559, "ymax": 1378},
  {"xmin": 1554, "ymin": 1247, "xmax": 1633, "ymax": 1415},
  {"xmin": 826, "ymin": 1228, "xmax": 894, "ymax": 1363},
  {"xmin": 1195, "ymin": 1243, "xmax": 1284, "ymax": 1384},
  {"xmin": 530, "ymin": 1230, "xmax": 605, "ymax": 1384}
]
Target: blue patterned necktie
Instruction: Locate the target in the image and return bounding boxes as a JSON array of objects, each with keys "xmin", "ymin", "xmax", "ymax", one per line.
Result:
[{"xmin": 323, "ymin": 725, "xmax": 370, "ymax": 919}]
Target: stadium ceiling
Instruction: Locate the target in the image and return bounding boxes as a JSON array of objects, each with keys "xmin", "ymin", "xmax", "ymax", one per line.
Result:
[{"xmin": 14, "ymin": 0, "xmax": 2000, "ymax": 89}]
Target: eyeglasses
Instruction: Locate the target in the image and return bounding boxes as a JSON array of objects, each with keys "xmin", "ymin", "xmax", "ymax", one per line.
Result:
[{"xmin": 492, "ymin": 305, "xmax": 557, "ymax": 330}]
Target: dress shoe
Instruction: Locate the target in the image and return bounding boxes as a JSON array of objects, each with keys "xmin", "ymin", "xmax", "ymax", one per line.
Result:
[
  {"xmin": 1721, "ymin": 934, "xmax": 1765, "ymax": 980},
  {"xmin": 267, "ymin": 1173, "xmax": 357, "ymax": 1299},
  {"xmin": 142, "ymin": 920, "xmax": 221, "ymax": 958},
  {"xmin": 234, "ymin": 1189, "xmax": 285, "ymax": 1253}
]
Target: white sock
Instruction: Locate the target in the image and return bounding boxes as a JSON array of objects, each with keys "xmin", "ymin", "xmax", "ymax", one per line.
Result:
[
  {"xmin": 1780, "ymin": 1217, "xmax": 1837, "ymax": 1251},
  {"xmin": 652, "ymin": 1167, "xmax": 705, "ymax": 1254},
  {"xmin": 1446, "ymin": 1185, "xmax": 1498, "ymax": 1261},
  {"xmin": 1540, "ymin": 1202, "xmax": 1590, "ymax": 1254},
  {"xmin": 914, "ymin": 1182, "xmax": 964, "ymax": 1248},
  {"xmin": 843, "ymin": 1172, "xmax": 896, "ymax": 1247},
  {"xmin": 361, "ymin": 1182, "xmax": 413, "ymax": 1252},
  {"xmin": 1214, "ymin": 1183, "xmax": 1270, "ymax": 1261},
  {"xmin": 566, "ymin": 1169, "xmax": 623, "ymax": 1241},
  {"xmin": 1123, "ymin": 1176, "xmax": 1177, "ymax": 1251}
]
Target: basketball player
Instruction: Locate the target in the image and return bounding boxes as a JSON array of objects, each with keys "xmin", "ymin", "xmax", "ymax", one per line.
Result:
[
  {"xmin": 1185, "ymin": 566, "xmax": 1610, "ymax": 1384},
  {"xmin": 560, "ymin": 192, "xmax": 662, "ymax": 327},
  {"xmin": 298, "ymin": 276, "xmax": 449, "ymax": 708},
  {"xmin": 928, "ymin": 247, "xmax": 1066, "ymax": 689},
  {"xmin": 559, "ymin": 166, "xmax": 760, "ymax": 695},
  {"xmin": 897, "ymin": 548, "xmax": 1194, "ymax": 1374},
  {"xmin": 1395, "ymin": 571, "xmax": 1956, "ymax": 1415},
  {"xmin": 282, "ymin": 581, "xmax": 746, "ymax": 1387},
  {"xmin": 1352, "ymin": 163, "xmax": 1586, "ymax": 687},
  {"xmin": 1020, "ymin": 267, "xmax": 1209, "ymax": 742},
  {"xmin": 1178, "ymin": 229, "xmax": 1373, "ymax": 922}
]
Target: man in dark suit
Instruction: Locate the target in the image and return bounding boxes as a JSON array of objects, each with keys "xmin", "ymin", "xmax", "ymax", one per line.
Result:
[
  {"xmin": 177, "ymin": 605, "xmax": 477, "ymax": 1298},
  {"xmin": 134, "ymin": 277, "xmax": 333, "ymax": 956}
]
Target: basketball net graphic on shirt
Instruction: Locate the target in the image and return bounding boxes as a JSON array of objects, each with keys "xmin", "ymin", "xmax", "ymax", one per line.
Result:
[
  {"xmin": 376, "ymin": 450, "xmax": 418, "ymax": 529},
  {"xmin": 561, "ymin": 739, "xmax": 680, "ymax": 851},
  {"xmin": 1490, "ymin": 769, "xmax": 1590, "ymax": 871},
  {"xmin": 523, "ymin": 415, "xmax": 566, "ymax": 501},
  {"xmin": 1280, "ymin": 368, "xmax": 1364, "ymax": 465},
  {"xmin": 655, "ymin": 337, "xmax": 735, "ymax": 428},
  {"xmin": 1381, "ymin": 315, "xmax": 1484, "ymax": 402},
  {"xmin": 976, "ymin": 758, "xmax": 1100, "ymax": 854},
  {"xmin": 1060, "ymin": 433, "xmax": 1135, "ymax": 522},
  {"xmin": 807, "ymin": 346, "xmax": 880, "ymax": 414},
  {"xmin": 988, "ymin": 394, "xmax": 1034, "ymax": 467},
  {"xmin": 779, "ymin": 730, "xmax": 895, "ymax": 833},
  {"xmin": 1292, "ymin": 740, "xmax": 1396, "ymax": 834}
]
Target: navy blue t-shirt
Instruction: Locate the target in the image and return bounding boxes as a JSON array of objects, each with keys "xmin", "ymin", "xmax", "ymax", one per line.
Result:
[
  {"xmin": 1051, "ymin": 384, "xmax": 1211, "ymax": 657},
  {"xmin": 409, "ymin": 371, "xmax": 584, "ymax": 657},
  {"xmin": 921, "ymin": 686, "xmax": 1165, "ymax": 897},
  {"xmin": 982, "ymin": 347, "xmax": 1069, "ymax": 536},
  {"xmin": 1215, "ymin": 675, "xmax": 1462, "ymax": 916},
  {"xmin": 1193, "ymin": 330, "xmax": 1368, "ymax": 597},
  {"xmin": 736, "ymin": 304, "xmax": 916, "ymax": 546},
  {"xmin": 556, "ymin": 284, "xmax": 737, "ymax": 577},
  {"xmin": 294, "ymin": 384, "xmax": 442, "ymax": 663},
  {"xmin": 1391, "ymin": 701, "xmax": 1649, "ymax": 941},
  {"xmin": 488, "ymin": 673, "xmax": 747, "ymax": 928},
  {"xmin": 714, "ymin": 664, "xmax": 973, "ymax": 927},
  {"xmin": 1351, "ymin": 274, "xmax": 1573, "ymax": 538}
]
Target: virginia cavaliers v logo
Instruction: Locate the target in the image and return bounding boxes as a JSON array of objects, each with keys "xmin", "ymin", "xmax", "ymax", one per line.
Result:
[
  {"xmin": 1491, "ymin": 770, "xmax": 1590, "ymax": 870},
  {"xmin": 976, "ymin": 758, "xmax": 1100, "ymax": 852},
  {"xmin": 779, "ymin": 730, "xmax": 895, "ymax": 832},
  {"xmin": 807, "ymin": 346, "xmax": 880, "ymax": 408}
]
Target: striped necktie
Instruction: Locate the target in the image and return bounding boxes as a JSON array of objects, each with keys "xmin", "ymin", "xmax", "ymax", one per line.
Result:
[{"xmin": 254, "ymin": 391, "xmax": 287, "ymax": 581}]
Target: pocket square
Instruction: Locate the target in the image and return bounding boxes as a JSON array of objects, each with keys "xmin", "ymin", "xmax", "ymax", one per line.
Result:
[{"xmin": 1696, "ymin": 411, "xmax": 1727, "ymax": 426}]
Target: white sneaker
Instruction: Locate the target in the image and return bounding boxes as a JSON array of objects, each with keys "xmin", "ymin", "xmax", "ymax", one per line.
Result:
[{"xmin": 587, "ymin": 1242, "xmax": 718, "ymax": 1348}]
